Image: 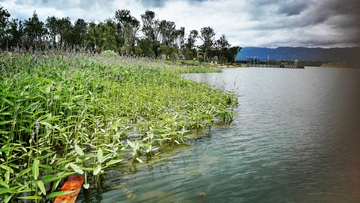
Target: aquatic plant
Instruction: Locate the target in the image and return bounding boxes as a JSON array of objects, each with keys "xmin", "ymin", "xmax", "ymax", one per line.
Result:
[{"xmin": 0, "ymin": 50, "xmax": 237, "ymax": 202}]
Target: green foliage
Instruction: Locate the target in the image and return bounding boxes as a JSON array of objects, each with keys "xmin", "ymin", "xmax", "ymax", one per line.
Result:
[
  {"xmin": 159, "ymin": 45, "xmax": 177, "ymax": 58},
  {"xmin": 0, "ymin": 52, "xmax": 238, "ymax": 202},
  {"xmin": 101, "ymin": 50, "xmax": 118, "ymax": 57},
  {"xmin": 170, "ymin": 52, "xmax": 178, "ymax": 63},
  {"xmin": 198, "ymin": 55, "xmax": 204, "ymax": 64},
  {"xmin": 135, "ymin": 46, "xmax": 142, "ymax": 56},
  {"xmin": 220, "ymin": 56, "xmax": 228, "ymax": 64}
]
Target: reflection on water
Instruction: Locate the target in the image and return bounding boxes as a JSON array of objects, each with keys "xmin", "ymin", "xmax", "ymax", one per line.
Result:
[{"xmin": 76, "ymin": 67, "xmax": 360, "ymax": 203}]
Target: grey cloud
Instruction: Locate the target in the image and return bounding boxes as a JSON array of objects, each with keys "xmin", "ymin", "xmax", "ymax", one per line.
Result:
[
  {"xmin": 136, "ymin": 0, "xmax": 210, "ymax": 8},
  {"xmin": 276, "ymin": 1, "xmax": 309, "ymax": 16}
]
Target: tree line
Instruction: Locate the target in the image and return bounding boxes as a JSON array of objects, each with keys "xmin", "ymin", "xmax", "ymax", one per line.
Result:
[{"xmin": 0, "ymin": 6, "xmax": 241, "ymax": 63}]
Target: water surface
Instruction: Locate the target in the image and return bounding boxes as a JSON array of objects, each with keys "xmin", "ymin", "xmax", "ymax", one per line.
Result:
[{"xmin": 77, "ymin": 66, "xmax": 360, "ymax": 203}]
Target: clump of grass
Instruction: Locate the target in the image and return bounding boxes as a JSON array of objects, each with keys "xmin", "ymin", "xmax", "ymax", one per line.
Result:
[{"xmin": 0, "ymin": 50, "xmax": 237, "ymax": 202}]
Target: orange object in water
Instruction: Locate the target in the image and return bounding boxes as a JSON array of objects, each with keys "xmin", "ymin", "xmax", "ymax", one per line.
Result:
[{"xmin": 54, "ymin": 175, "xmax": 84, "ymax": 203}]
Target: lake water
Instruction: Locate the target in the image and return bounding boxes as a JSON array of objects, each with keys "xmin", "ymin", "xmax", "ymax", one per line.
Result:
[{"xmin": 76, "ymin": 66, "xmax": 360, "ymax": 203}]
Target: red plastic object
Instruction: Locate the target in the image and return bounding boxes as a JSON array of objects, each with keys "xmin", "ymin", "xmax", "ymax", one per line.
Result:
[{"xmin": 54, "ymin": 175, "xmax": 84, "ymax": 203}]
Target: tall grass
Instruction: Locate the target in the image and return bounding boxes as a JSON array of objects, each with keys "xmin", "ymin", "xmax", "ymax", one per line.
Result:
[{"xmin": 0, "ymin": 50, "xmax": 238, "ymax": 202}]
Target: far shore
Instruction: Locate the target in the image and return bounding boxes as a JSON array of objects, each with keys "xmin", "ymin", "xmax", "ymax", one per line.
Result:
[{"xmin": 320, "ymin": 62, "xmax": 359, "ymax": 68}]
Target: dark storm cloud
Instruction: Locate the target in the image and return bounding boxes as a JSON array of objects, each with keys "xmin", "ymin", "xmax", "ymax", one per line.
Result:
[
  {"xmin": 1, "ymin": 0, "xmax": 359, "ymax": 48},
  {"xmin": 276, "ymin": 1, "xmax": 309, "ymax": 16},
  {"xmin": 137, "ymin": 0, "xmax": 210, "ymax": 8}
]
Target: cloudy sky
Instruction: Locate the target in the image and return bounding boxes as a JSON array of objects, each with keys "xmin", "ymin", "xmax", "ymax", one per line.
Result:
[{"xmin": 1, "ymin": 0, "xmax": 360, "ymax": 48}]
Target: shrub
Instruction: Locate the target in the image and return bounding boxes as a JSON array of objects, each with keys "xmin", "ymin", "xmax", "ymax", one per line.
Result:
[
  {"xmin": 170, "ymin": 52, "xmax": 178, "ymax": 63},
  {"xmin": 220, "ymin": 56, "xmax": 228, "ymax": 64},
  {"xmin": 135, "ymin": 47, "xmax": 142, "ymax": 56},
  {"xmin": 159, "ymin": 54, "xmax": 166, "ymax": 61},
  {"xmin": 101, "ymin": 50, "xmax": 118, "ymax": 57},
  {"xmin": 198, "ymin": 55, "xmax": 204, "ymax": 64}
]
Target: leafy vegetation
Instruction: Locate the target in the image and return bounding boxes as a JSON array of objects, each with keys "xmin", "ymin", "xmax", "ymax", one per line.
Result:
[
  {"xmin": 0, "ymin": 6, "xmax": 241, "ymax": 63},
  {"xmin": 0, "ymin": 50, "xmax": 238, "ymax": 202}
]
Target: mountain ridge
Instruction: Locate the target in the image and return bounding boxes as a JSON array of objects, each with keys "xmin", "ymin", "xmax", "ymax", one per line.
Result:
[{"xmin": 235, "ymin": 47, "xmax": 360, "ymax": 62}]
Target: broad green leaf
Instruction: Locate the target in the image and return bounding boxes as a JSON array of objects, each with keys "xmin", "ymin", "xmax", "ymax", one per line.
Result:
[
  {"xmin": 41, "ymin": 172, "xmax": 76, "ymax": 184},
  {"xmin": 39, "ymin": 164, "xmax": 53, "ymax": 170},
  {"xmin": 52, "ymin": 179, "xmax": 61, "ymax": 192},
  {"xmin": 0, "ymin": 180, "xmax": 9, "ymax": 188},
  {"xmin": 0, "ymin": 147, "xmax": 20, "ymax": 152},
  {"xmin": 37, "ymin": 180, "xmax": 46, "ymax": 195},
  {"xmin": 0, "ymin": 130, "xmax": 9, "ymax": 134},
  {"xmin": 136, "ymin": 157, "xmax": 143, "ymax": 163},
  {"xmin": 0, "ymin": 187, "xmax": 18, "ymax": 195},
  {"xmin": 0, "ymin": 165, "xmax": 14, "ymax": 174},
  {"xmin": 97, "ymin": 148, "xmax": 103, "ymax": 163},
  {"xmin": 32, "ymin": 159, "xmax": 39, "ymax": 180},
  {"xmin": 106, "ymin": 159, "xmax": 123, "ymax": 167},
  {"xmin": 40, "ymin": 121, "xmax": 52, "ymax": 129},
  {"xmin": 0, "ymin": 121, "xmax": 12, "ymax": 126},
  {"xmin": 45, "ymin": 85, "xmax": 51, "ymax": 94},
  {"xmin": 46, "ymin": 190, "xmax": 76, "ymax": 198},
  {"xmin": 75, "ymin": 145, "xmax": 84, "ymax": 156},
  {"xmin": 3, "ymin": 98, "xmax": 14, "ymax": 106},
  {"xmin": 3, "ymin": 194, "xmax": 13, "ymax": 203},
  {"xmin": 17, "ymin": 195, "xmax": 43, "ymax": 200},
  {"xmin": 83, "ymin": 183, "xmax": 89, "ymax": 189},
  {"xmin": 69, "ymin": 163, "xmax": 83, "ymax": 175},
  {"xmin": 17, "ymin": 167, "xmax": 32, "ymax": 178},
  {"xmin": 93, "ymin": 165, "xmax": 101, "ymax": 175}
]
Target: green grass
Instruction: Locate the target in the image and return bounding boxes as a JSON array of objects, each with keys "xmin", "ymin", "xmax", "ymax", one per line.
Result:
[{"xmin": 0, "ymin": 52, "xmax": 238, "ymax": 202}]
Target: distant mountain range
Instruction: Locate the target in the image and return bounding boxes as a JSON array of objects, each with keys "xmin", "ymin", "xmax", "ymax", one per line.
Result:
[{"xmin": 235, "ymin": 47, "xmax": 360, "ymax": 62}]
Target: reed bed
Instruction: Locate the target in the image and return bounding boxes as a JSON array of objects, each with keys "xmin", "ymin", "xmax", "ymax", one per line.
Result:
[{"xmin": 0, "ymin": 51, "xmax": 238, "ymax": 202}]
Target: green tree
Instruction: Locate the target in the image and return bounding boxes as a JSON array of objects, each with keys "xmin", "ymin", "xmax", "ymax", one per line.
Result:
[
  {"xmin": 185, "ymin": 29, "xmax": 198, "ymax": 50},
  {"xmin": 7, "ymin": 19, "xmax": 23, "ymax": 48},
  {"xmin": 58, "ymin": 17, "xmax": 72, "ymax": 47},
  {"xmin": 199, "ymin": 26, "xmax": 215, "ymax": 61},
  {"xmin": 198, "ymin": 55, "xmax": 204, "ymax": 64},
  {"xmin": 228, "ymin": 46, "xmax": 242, "ymax": 63},
  {"xmin": 0, "ymin": 6, "xmax": 10, "ymax": 47},
  {"xmin": 141, "ymin": 10, "xmax": 157, "ymax": 44},
  {"xmin": 72, "ymin": 18, "xmax": 87, "ymax": 47},
  {"xmin": 45, "ymin": 16, "xmax": 60, "ymax": 47},
  {"xmin": 23, "ymin": 11, "xmax": 47, "ymax": 50},
  {"xmin": 114, "ymin": 9, "xmax": 140, "ymax": 54},
  {"xmin": 170, "ymin": 52, "xmax": 178, "ymax": 63}
]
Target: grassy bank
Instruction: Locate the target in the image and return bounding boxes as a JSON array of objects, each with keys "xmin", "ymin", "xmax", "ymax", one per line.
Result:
[{"xmin": 0, "ymin": 52, "xmax": 238, "ymax": 202}]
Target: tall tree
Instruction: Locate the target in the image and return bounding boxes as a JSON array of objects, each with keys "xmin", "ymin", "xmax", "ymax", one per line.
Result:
[
  {"xmin": 7, "ymin": 19, "xmax": 23, "ymax": 48},
  {"xmin": 174, "ymin": 27, "xmax": 185, "ymax": 49},
  {"xmin": 114, "ymin": 9, "xmax": 139, "ymax": 54},
  {"xmin": 0, "ymin": 6, "xmax": 10, "ymax": 47},
  {"xmin": 58, "ymin": 17, "xmax": 72, "ymax": 47},
  {"xmin": 228, "ymin": 46, "xmax": 242, "ymax": 63},
  {"xmin": 158, "ymin": 20, "xmax": 176, "ymax": 46},
  {"xmin": 72, "ymin": 18, "xmax": 87, "ymax": 46},
  {"xmin": 186, "ymin": 29, "xmax": 198, "ymax": 50},
  {"xmin": 24, "ymin": 11, "xmax": 47, "ymax": 49},
  {"xmin": 45, "ymin": 16, "xmax": 60, "ymax": 47},
  {"xmin": 141, "ymin": 10, "xmax": 157, "ymax": 44},
  {"xmin": 199, "ymin": 26, "xmax": 216, "ymax": 61}
]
